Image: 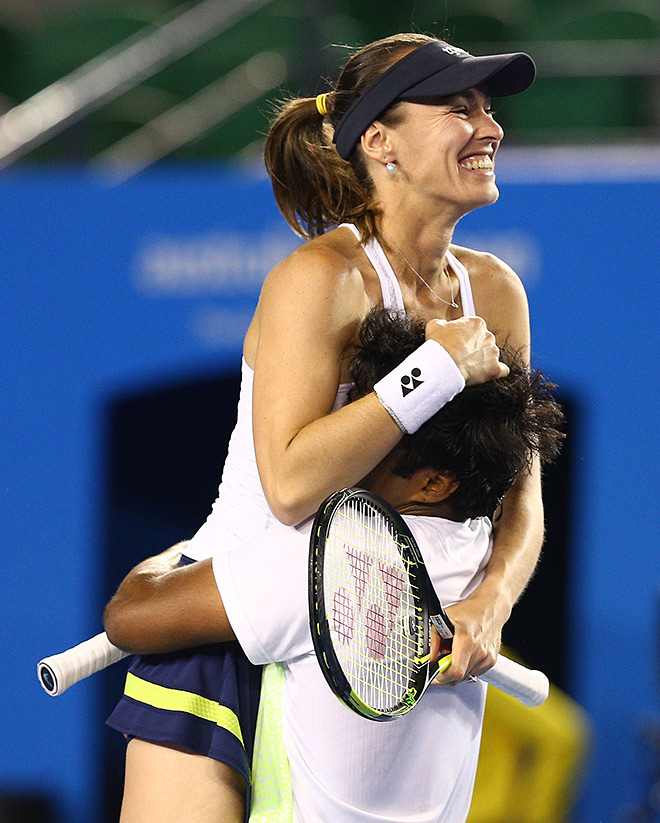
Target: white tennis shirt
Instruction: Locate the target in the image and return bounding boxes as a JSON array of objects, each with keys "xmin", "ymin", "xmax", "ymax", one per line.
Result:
[{"xmin": 214, "ymin": 513, "xmax": 493, "ymax": 823}]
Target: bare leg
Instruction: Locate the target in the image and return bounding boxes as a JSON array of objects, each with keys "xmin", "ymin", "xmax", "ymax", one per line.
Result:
[{"xmin": 120, "ymin": 738, "xmax": 246, "ymax": 823}]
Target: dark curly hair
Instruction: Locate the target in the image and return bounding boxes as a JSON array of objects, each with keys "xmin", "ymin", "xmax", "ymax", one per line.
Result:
[{"xmin": 350, "ymin": 309, "xmax": 565, "ymax": 520}]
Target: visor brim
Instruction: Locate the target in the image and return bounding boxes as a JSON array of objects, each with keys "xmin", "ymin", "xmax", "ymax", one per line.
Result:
[{"xmin": 399, "ymin": 52, "xmax": 536, "ymax": 101}]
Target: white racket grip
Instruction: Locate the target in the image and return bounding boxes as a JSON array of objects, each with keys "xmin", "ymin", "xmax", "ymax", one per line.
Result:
[
  {"xmin": 37, "ymin": 632, "xmax": 129, "ymax": 696},
  {"xmin": 480, "ymin": 655, "xmax": 549, "ymax": 707}
]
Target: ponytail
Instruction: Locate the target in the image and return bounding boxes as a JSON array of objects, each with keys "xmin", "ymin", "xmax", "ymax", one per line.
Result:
[{"xmin": 263, "ymin": 95, "xmax": 374, "ymax": 239}]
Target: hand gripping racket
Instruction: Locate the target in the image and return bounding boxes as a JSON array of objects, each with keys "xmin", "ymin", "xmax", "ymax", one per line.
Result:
[
  {"xmin": 37, "ymin": 633, "xmax": 129, "ymax": 696},
  {"xmin": 309, "ymin": 488, "xmax": 549, "ymax": 721}
]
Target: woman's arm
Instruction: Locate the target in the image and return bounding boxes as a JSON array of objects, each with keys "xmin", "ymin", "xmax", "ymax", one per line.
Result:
[
  {"xmin": 437, "ymin": 251, "xmax": 544, "ymax": 682},
  {"xmin": 250, "ymin": 240, "xmax": 508, "ymax": 525},
  {"xmin": 250, "ymin": 243, "xmax": 401, "ymax": 526},
  {"xmin": 103, "ymin": 547, "xmax": 233, "ymax": 654}
]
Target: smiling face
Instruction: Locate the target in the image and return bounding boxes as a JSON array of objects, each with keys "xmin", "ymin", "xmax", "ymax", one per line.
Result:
[{"xmin": 368, "ymin": 88, "xmax": 505, "ymax": 218}]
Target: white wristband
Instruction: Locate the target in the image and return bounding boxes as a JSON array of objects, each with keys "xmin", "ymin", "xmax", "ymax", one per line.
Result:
[{"xmin": 373, "ymin": 340, "xmax": 465, "ymax": 434}]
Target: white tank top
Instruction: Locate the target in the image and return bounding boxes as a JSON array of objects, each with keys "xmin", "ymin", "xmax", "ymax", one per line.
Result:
[{"xmin": 183, "ymin": 225, "xmax": 476, "ymax": 560}]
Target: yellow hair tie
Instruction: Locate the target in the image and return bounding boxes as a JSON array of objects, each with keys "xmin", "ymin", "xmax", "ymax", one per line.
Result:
[{"xmin": 315, "ymin": 93, "xmax": 330, "ymax": 116}]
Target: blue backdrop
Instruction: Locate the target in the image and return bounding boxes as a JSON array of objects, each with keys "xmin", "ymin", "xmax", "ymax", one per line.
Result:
[{"xmin": 2, "ymin": 160, "xmax": 659, "ymax": 822}]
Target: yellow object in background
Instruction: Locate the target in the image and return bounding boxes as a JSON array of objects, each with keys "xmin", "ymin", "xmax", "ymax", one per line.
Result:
[{"xmin": 468, "ymin": 663, "xmax": 591, "ymax": 823}]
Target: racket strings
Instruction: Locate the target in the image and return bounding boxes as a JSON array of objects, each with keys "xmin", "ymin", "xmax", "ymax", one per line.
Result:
[
  {"xmin": 323, "ymin": 500, "xmax": 423, "ymax": 711},
  {"xmin": 324, "ymin": 551, "xmax": 423, "ymax": 643}
]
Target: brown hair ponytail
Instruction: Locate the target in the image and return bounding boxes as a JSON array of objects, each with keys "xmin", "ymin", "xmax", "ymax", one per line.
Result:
[
  {"xmin": 263, "ymin": 95, "xmax": 371, "ymax": 239},
  {"xmin": 264, "ymin": 33, "xmax": 436, "ymax": 240}
]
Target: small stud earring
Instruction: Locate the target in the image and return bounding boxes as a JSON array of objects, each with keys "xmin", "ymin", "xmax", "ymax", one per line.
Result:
[{"xmin": 385, "ymin": 159, "xmax": 396, "ymax": 175}]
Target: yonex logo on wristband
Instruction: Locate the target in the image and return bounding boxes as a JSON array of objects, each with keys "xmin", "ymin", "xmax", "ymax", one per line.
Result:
[
  {"xmin": 401, "ymin": 368, "xmax": 423, "ymax": 397},
  {"xmin": 373, "ymin": 339, "xmax": 465, "ymax": 434}
]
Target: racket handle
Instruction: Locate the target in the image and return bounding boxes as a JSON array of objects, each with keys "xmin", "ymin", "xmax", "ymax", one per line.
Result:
[
  {"xmin": 37, "ymin": 632, "xmax": 129, "ymax": 696},
  {"xmin": 480, "ymin": 655, "xmax": 550, "ymax": 707}
]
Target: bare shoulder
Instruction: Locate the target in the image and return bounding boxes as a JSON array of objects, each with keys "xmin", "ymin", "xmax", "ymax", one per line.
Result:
[
  {"xmin": 262, "ymin": 226, "xmax": 367, "ymax": 304},
  {"xmin": 247, "ymin": 226, "xmax": 370, "ymax": 364},
  {"xmin": 450, "ymin": 244, "xmax": 526, "ymax": 300},
  {"xmin": 450, "ymin": 244, "xmax": 530, "ymax": 351}
]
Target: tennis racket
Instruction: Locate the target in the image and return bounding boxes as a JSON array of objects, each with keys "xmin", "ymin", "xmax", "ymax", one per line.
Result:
[
  {"xmin": 309, "ymin": 488, "xmax": 549, "ymax": 721},
  {"xmin": 38, "ymin": 632, "xmax": 129, "ymax": 696}
]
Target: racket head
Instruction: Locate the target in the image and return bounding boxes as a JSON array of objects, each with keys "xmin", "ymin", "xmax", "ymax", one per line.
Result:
[{"xmin": 309, "ymin": 488, "xmax": 434, "ymax": 720}]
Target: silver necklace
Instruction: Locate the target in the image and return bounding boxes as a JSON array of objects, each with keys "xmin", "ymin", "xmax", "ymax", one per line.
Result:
[{"xmin": 381, "ymin": 230, "xmax": 459, "ymax": 309}]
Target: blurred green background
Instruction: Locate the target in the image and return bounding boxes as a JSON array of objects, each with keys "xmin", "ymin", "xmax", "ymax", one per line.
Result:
[{"xmin": 0, "ymin": 0, "xmax": 658, "ymax": 167}]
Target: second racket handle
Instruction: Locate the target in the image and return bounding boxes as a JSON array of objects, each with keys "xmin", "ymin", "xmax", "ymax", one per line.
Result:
[
  {"xmin": 38, "ymin": 632, "xmax": 129, "ymax": 696},
  {"xmin": 481, "ymin": 655, "xmax": 549, "ymax": 707}
]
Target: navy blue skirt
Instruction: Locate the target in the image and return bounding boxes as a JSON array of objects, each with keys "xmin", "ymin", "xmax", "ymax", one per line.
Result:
[{"xmin": 107, "ymin": 557, "xmax": 262, "ymax": 788}]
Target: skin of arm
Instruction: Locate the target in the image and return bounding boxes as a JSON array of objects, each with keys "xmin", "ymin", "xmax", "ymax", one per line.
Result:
[
  {"xmin": 104, "ymin": 550, "xmax": 234, "ymax": 654},
  {"xmin": 250, "ymin": 242, "xmax": 403, "ymax": 526},
  {"xmin": 435, "ymin": 250, "xmax": 545, "ymax": 682}
]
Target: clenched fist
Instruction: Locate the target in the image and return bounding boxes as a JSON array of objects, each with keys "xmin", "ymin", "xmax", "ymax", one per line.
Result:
[{"xmin": 425, "ymin": 316, "xmax": 509, "ymax": 386}]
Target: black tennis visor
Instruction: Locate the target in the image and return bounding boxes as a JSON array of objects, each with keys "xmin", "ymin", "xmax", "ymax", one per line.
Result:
[{"xmin": 333, "ymin": 41, "xmax": 536, "ymax": 160}]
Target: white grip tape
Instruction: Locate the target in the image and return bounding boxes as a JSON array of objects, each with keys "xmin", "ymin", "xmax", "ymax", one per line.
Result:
[
  {"xmin": 373, "ymin": 340, "xmax": 465, "ymax": 434},
  {"xmin": 480, "ymin": 655, "xmax": 550, "ymax": 707},
  {"xmin": 37, "ymin": 632, "xmax": 129, "ymax": 696}
]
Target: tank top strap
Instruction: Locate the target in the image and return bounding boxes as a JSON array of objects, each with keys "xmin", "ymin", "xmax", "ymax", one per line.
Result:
[
  {"xmin": 446, "ymin": 249, "xmax": 476, "ymax": 318},
  {"xmin": 338, "ymin": 223, "xmax": 405, "ymax": 313},
  {"xmin": 338, "ymin": 224, "xmax": 476, "ymax": 319}
]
